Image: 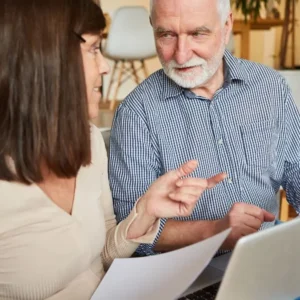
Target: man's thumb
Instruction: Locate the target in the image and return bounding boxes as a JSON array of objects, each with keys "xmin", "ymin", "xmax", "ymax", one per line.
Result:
[{"xmin": 263, "ymin": 209, "xmax": 276, "ymax": 222}]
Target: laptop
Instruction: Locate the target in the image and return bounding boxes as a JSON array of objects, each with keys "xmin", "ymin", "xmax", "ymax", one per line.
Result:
[{"xmin": 179, "ymin": 216, "xmax": 300, "ymax": 300}]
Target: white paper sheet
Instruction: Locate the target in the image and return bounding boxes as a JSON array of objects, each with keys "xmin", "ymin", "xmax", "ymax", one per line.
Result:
[{"xmin": 91, "ymin": 229, "xmax": 231, "ymax": 300}]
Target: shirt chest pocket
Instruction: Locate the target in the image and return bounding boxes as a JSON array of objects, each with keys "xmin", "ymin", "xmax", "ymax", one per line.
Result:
[{"xmin": 240, "ymin": 121, "xmax": 277, "ymax": 168}]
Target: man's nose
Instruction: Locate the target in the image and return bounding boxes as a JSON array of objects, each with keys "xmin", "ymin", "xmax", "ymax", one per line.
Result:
[{"xmin": 174, "ymin": 36, "xmax": 192, "ymax": 65}]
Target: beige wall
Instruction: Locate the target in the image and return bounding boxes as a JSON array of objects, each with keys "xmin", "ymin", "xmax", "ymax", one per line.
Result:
[{"xmin": 101, "ymin": 0, "xmax": 149, "ymax": 12}]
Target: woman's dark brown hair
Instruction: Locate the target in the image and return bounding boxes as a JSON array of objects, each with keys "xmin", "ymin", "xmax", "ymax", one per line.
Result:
[{"xmin": 0, "ymin": 0, "xmax": 106, "ymax": 184}]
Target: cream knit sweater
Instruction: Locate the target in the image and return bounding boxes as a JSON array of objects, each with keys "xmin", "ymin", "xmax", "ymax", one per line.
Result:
[{"xmin": 0, "ymin": 125, "xmax": 159, "ymax": 300}]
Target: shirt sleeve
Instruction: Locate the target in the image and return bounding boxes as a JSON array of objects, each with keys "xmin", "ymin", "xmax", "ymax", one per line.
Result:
[
  {"xmin": 96, "ymin": 129, "xmax": 160, "ymax": 270},
  {"xmin": 109, "ymin": 104, "xmax": 167, "ymax": 256},
  {"xmin": 281, "ymin": 80, "xmax": 300, "ymax": 214}
]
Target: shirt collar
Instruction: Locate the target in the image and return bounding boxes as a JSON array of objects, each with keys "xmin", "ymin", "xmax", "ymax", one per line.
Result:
[
  {"xmin": 161, "ymin": 71, "xmax": 184, "ymax": 100},
  {"xmin": 161, "ymin": 49, "xmax": 249, "ymax": 101},
  {"xmin": 223, "ymin": 49, "xmax": 249, "ymax": 85}
]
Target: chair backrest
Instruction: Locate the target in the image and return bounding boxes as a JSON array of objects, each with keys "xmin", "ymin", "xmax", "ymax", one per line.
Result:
[
  {"xmin": 277, "ymin": 70, "xmax": 300, "ymax": 108},
  {"xmin": 103, "ymin": 6, "xmax": 157, "ymax": 61},
  {"xmin": 100, "ymin": 129, "xmax": 111, "ymax": 154}
]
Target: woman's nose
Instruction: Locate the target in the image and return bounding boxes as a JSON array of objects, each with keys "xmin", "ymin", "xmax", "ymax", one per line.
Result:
[{"xmin": 97, "ymin": 51, "xmax": 110, "ymax": 75}]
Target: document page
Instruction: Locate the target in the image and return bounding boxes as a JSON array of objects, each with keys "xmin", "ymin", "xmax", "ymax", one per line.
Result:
[{"xmin": 91, "ymin": 229, "xmax": 230, "ymax": 300}]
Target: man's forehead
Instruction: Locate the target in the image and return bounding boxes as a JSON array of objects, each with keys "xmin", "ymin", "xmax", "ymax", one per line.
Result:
[
  {"xmin": 152, "ymin": 0, "xmax": 217, "ymax": 15},
  {"xmin": 152, "ymin": 0, "xmax": 219, "ymax": 30},
  {"xmin": 151, "ymin": 0, "xmax": 219, "ymax": 24}
]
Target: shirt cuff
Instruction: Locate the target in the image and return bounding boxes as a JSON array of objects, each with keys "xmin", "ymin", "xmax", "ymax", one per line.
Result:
[{"xmin": 115, "ymin": 199, "xmax": 161, "ymax": 245}]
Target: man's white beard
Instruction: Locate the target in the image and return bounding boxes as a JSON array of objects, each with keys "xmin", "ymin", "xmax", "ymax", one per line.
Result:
[{"xmin": 159, "ymin": 41, "xmax": 226, "ymax": 89}]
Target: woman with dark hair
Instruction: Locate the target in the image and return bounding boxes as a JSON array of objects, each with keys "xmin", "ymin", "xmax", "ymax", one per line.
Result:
[{"xmin": 0, "ymin": 0, "xmax": 225, "ymax": 299}]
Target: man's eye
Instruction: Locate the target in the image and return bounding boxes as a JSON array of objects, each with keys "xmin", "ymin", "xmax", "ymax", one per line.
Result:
[
  {"xmin": 192, "ymin": 32, "xmax": 204, "ymax": 37},
  {"xmin": 160, "ymin": 33, "xmax": 174, "ymax": 39}
]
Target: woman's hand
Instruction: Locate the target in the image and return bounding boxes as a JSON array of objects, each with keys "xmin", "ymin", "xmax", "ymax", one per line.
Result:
[
  {"xmin": 142, "ymin": 160, "xmax": 226, "ymax": 218},
  {"xmin": 127, "ymin": 160, "xmax": 226, "ymax": 239}
]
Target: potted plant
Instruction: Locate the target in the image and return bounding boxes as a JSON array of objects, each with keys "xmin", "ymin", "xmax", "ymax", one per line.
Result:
[{"xmin": 231, "ymin": 0, "xmax": 281, "ymax": 20}]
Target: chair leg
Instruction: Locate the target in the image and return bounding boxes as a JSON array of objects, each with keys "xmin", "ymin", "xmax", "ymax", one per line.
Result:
[
  {"xmin": 279, "ymin": 190, "xmax": 289, "ymax": 221},
  {"xmin": 105, "ymin": 60, "xmax": 119, "ymax": 103},
  {"xmin": 110, "ymin": 60, "xmax": 125, "ymax": 111},
  {"xmin": 131, "ymin": 61, "xmax": 140, "ymax": 84},
  {"xmin": 141, "ymin": 59, "xmax": 149, "ymax": 78}
]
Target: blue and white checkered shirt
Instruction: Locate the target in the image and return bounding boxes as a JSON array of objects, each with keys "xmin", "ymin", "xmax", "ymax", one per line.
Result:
[{"xmin": 109, "ymin": 50, "xmax": 300, "ymax": 256}]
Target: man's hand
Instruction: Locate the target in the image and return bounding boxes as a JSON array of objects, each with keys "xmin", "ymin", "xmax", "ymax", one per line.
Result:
[{"xmin": 215, "ymin": 203, "xmax": 275, "ymax": 249}]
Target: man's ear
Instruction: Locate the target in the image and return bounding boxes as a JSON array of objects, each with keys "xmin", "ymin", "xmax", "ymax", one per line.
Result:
[
  {"xmin": 149, "ymin": 16, "xmax": 153, "ymax": 27},
  {"xmin": 224, "ymin": 12, "xmax": 233, "ymax": 45}
]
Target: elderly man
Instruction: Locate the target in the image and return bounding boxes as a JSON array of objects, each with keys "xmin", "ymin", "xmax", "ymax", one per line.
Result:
[{"xmin": 109, "ymin": 0, "xmax": 300, "ymax": 256}]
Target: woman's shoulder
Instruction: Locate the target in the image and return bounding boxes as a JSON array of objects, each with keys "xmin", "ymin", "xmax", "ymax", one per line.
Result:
[{"xmin": 0, "ymin": 179, "xmax": 34, "ymax": 202}]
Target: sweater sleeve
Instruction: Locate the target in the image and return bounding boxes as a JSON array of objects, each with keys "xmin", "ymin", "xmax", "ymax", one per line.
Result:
[{"xmin": 95, "ymin": 128, "xmax": 160, "ymax": 270}]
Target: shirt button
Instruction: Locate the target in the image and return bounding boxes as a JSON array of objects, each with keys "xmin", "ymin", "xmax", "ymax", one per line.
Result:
[
  {"xmin": 218, "ymin": 139, "xmax": 223, "ymax": 145},
  {"xmin": 228, "ymin": 178, "xmax": 233, "ymax": 184}
]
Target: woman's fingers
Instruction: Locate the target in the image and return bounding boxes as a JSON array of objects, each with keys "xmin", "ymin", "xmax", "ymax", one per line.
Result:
[
  {"xmin": 176, "ymin": 177, "xmax": 208, "ymax": 188},
  {"xmin": 174, "ymin": 160, "xmax": 198, "ymax": 179},
  {"xmin": 169, "ymin": 192, "xmax": 199, "ymax": 204},
  {"xmin": 177, "ymin": 202, "xmax": 194, "ymax": 217},
  {"xmin": 168, "ymin": 172, "xmax": 227, "ymax": 217},
  {"xmin": 176, "ymin": 173, "xmax": 226, "ymax": 189},
  {"xmin": 207, "ymin": 173, "xmax": 227, "ymax": 188},
  {"xmin": 170, "ymin": 186, "xmax": 205, "ymax": 199},
  {"xmin": 147, "ymin": 162, "xmax": 226, "ymax": 218},
  {"xmin": 169, "ymin": 185, "xmax": 207, "ymax": 209}
]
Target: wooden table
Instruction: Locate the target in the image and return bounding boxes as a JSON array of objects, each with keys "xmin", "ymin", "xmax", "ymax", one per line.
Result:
[{"xmin": 233, "ymin": 19, "xmax": 285, "ymax": 60}]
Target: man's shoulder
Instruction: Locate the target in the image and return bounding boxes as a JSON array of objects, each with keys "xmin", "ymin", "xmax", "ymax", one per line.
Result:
[
  {"xmin": 121, "ymin": 69, "xmax": 167, "ymax": 106},
  {"xmin": 238, "ymin": 58, "xmax": 285, "ymax": 85}
]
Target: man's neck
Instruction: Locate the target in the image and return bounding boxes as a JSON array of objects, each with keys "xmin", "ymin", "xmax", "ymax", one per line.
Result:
[{"xmin": 190, "ymin": 61, "xmax": 225, "ymax": 100}]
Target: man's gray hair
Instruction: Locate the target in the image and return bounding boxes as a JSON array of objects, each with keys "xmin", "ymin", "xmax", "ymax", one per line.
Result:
[{"xmin": 150, "ymin": 0, "xmax": 231, "ymax": 25}]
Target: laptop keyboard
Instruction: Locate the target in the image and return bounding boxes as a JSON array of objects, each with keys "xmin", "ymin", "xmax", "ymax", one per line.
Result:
[{"xmin": 178, "ymin": 282, "xmax": 221, "ymax": 300}]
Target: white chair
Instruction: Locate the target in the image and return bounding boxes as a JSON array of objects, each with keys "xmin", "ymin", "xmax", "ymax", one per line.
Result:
[
  {"xmin": 277, "ymin": 70, "xmax": 300, "ymax": 108},
  {"xmin": 102, "ymin": 6, "xmax": 157, "ymax": 110},
  {"xmin": 277, "ymin": 70, "xmax": 300, "ymax": 221},
  {"xmin": 100, "ymin": 128, "xmax": 111, "ymax": 154}
]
